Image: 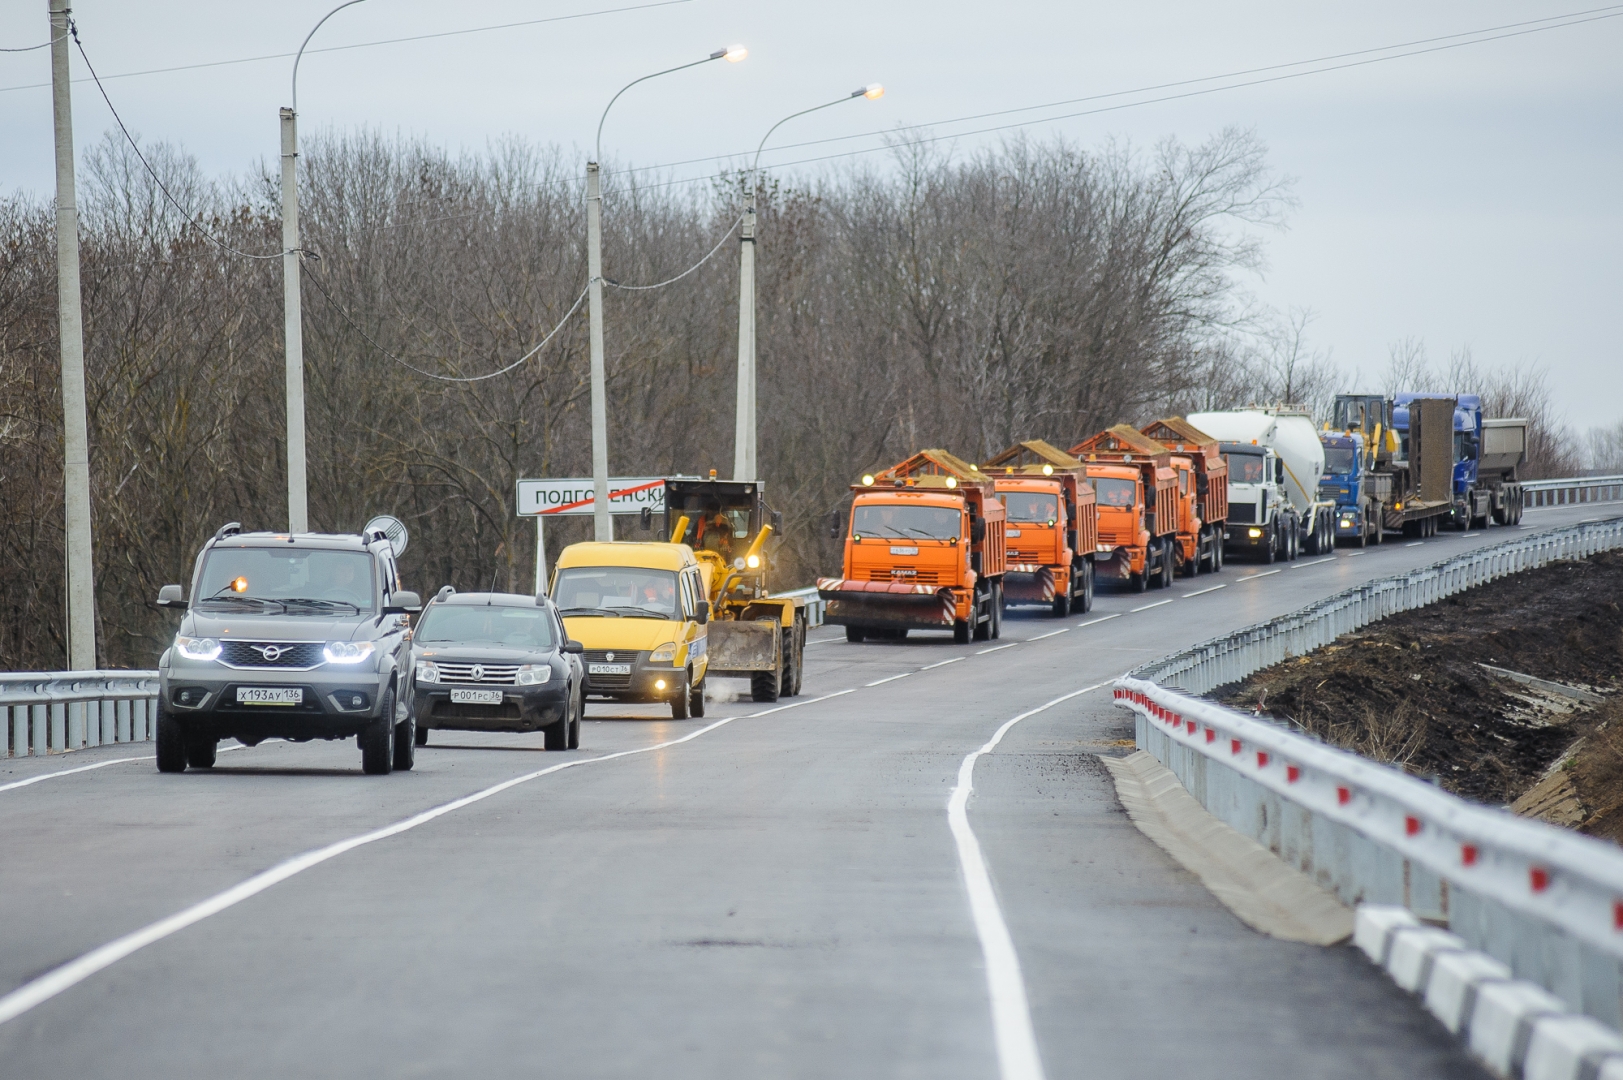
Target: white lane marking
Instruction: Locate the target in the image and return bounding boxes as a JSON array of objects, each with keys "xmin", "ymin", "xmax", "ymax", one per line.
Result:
[
  {"xmin": 1289, "ymin": 556, "xmax": 1336, "ymax": 569},
  {"xmin": 921, "ymin": 657, "xmax": 967, "ymax": 671},
  {"xmin": 0, "ymin": 689, "xmax": 853, "ymax": 1028},
  {"xmin": 949, "ymin": 681, "xmax": 1108, "ymax": 1080},
  {"xmin": 865, "ymin": 672, "xmax": 913, "ymax": 687},
  {"xmin": 1027, "ymin": 628, "xmax": 1070, "ymax": 641},
  {"xmin": 1073, "ymin": 613, "xmax": 1122, "ymax": 628},
  {"xmin": 0, "ymin": 744, "xmax": 248, "ymax": 795},
  {"xmin": 1345, "ymin": 551, "xmax": 1367, "ymax": 558},
  {"xmin": 1181, "ymin": 584, "xmax": 1227, "ymax": 597},
  {"xmin": 1238, "ymin": 569, "xmax": 1283, "ymax": 580},
  {"xmin": 1129, "ymin": 599, "xmax": 1174, "ymax": 612},
  {"xmin": 804, "ymin": 635, "xmax": 845, "ymax": 647},
  {"xmin": 1405, "ymin": 541, "xmax": 1424, "ymax": 547},
  {"xmin": 977, "ymin": 642, "xmax": 1019, "ymax": 655},
  {"xmin": 0, "ymin": 755, "xmax": 152, "ymax": 793}
]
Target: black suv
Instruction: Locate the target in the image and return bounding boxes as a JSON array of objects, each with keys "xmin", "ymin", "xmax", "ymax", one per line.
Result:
[{"xmin": 154, "ymin": 522, "xmax": 421, "ymax": 774}]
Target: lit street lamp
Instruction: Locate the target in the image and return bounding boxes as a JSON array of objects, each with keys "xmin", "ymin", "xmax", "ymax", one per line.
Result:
[
  {"xmin": 281, "ymin": 0, "xmax": 369, "ymax": 533},
  {"xmin": 586, "ymin": 46, "xmax": 747, "ymax": 542},
  {"xmin": 733, "ymin": 84, "xmax": 883, "ymax": 483}
]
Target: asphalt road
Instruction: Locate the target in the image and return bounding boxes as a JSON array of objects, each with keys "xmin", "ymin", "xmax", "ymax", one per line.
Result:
[{"xmin": 2, "ymin": 507, "xmax": 1610, "ymax": 1079}]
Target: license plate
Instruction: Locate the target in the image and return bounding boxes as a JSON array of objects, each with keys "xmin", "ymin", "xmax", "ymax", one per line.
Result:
[
  {"xmin": 450, "ymin": 688, "xmax": 503, "ymax": 705},
  {"xmin": 1006, "ymin": 529, "xmax": 1022, "ymax": 537},
  {"xmin": 589, "ymin": 663, "xmax": 631, "ymax": 675},
  {"xmin": 236, "ymin": 687, "xmax": 303, "ymax": 706},
  {"xmin": 889, "ymin": 545, "xmax": 918, "ymax": 555}
]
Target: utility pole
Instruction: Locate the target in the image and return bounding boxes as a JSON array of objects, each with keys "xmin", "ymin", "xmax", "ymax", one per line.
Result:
[
  {"xmin": 585, "ymin": 161, "xmax": 611, "ymax": 542},
  {"xmin": 49, "ymin": 0, "xmax": 96, "ymax": 671},
  {"xmin": 731, "ymin": 206, "xmax": 756, "ymax": 481},
  {"xmin": 280, "ymin": 107, "xmax": 308, "ymax": 534}
]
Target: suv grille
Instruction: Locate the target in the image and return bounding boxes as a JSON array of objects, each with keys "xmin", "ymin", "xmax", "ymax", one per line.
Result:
[
  {"xmin": 220, "ymin": 641, "xmax": 325, "ymax": 669},
  {"xmin": 434, "ymin": 663, "xmax": 519, "ymax": 686}
]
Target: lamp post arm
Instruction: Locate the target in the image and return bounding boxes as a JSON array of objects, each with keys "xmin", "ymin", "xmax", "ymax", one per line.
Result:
[
  {"xmin": 749, "ymin": 88, "xmax": 875, "ymax": 199},
  {"xmin": 292, "ymin": 0, "xmax": 370, "ymax": 113},
  {"xmin": 596, "ymin": 53, "xmax": 720, "ymax": 163}
]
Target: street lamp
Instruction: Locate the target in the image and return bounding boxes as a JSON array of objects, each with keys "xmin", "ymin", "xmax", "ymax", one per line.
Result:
[
  {"xmin": 733, "ymin": 84, "xmax": 882, "ymax": 483},
  {"xmin": 586, "ymin": 46, "xmax": 746, "ymax": 542},
  {"xmin": 281, "ymin": 0, "xmax": 369, "ymax": 533}
]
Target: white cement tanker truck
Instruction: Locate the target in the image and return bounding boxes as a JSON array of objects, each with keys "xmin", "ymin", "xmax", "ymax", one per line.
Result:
[{"xmin": 1186, "ymin": 406, "xmax": 1337, "ymax": 562}]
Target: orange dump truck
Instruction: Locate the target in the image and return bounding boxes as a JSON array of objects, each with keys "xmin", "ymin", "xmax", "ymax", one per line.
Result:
[
  {"xmin": 1069, "ymin": 425, "xmax": 1178, "ymax": 593},
  {"xmin": 980, "ymin": 439, "xmax": 1098, "ymax": 616},
  {"xmin": 817, "ymin": 450, "xmax": 1007, "ymax": 645},
  {"xmin": 1140, "ymin": 417, "xmax": 1229, "ymax": 575}
]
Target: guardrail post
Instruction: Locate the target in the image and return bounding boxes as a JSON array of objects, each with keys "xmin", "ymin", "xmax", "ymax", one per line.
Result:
[{"xmin": 116, "ymin": 698, "xmax": 131, "ymax": 743}]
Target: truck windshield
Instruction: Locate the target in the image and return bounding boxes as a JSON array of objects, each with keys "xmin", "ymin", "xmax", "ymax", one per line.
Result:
[
  {"xmin": 415, "ymin": 605, "xmax": 555, "ymax": 648},
  {"xmin": 196, "ymin": 548, "xmax": 374, "ymax": 613},
  {"xmin": 1002, "ymin": 492, "xmax": 1058, "ymax": 523},
  {"xmin": 1225, "ymin": 453, "xmax": 1267, "ymax": 484},
  {"xmin": 1323, "ymin": 447, "xmax": 1358, "ymax": 475},
  {"xmin": 851, "ymin": 504, "xmax": 961, "ymax": 540},
  {"xmin": 553, "ymin": 567, "xmax": 678, "ymax": 619},
  {"xmin": 1093, "ymin": 478, "xmax": 1137, "ymax": 508}
]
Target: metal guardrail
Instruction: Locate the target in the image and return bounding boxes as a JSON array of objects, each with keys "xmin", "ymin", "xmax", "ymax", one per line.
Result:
[
  {"xmin": 774, "ymin": 585, "xmax": 825, "ymax": 628},
  {"xmin": 2, "ymin": 671, "xmax": 160, "ymax": 757},
  {"xmin": 1119, "ymin": 512, "xmax": 1623, "ymax": 1028},
  {"xmin": 1523, "ymin": 474, "xmax": 1623, "ymax": 509}
]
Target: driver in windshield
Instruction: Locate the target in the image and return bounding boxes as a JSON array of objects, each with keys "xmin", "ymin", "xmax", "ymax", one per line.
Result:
[
  {"xmin": 1102, "ymin": 485, "xmax": 1135, "ymax": 507},
  {"xmin": 638, "ymin": 578, "xmax": 677, "ymax": 614},
  {"xmin": 312, "ymin": 558, "xmax": 369, "ymax": 606}
]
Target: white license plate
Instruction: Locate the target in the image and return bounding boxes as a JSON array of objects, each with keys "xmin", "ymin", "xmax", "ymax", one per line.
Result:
[
  {"xmin": 450, "ymin": 688, "xmax": 503, "ymax": 705},
  {"xmin": 1006, "ymin": 529, "xmax": 1022, "ymax": 537},
  {"xmin": 889, "ymin": 545, "xmax": 918, "ymax": 555},
  {"xmin": 236, "ymin": 687, "xmax": 303, "ymax": 706},
  {"xmin": 589, "ymin": 663, "xmax": 631, "ymax": 675}
]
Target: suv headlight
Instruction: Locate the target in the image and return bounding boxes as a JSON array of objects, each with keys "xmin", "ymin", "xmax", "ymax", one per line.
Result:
[
  {"xmin": 175, "ymin": 635, "xmax": 221, "ymax": 661},
  {"xmin": 515, "ymin": 664, "xmax": 551, "ymax": 686},
  {"xmin": 323, "ymin": 641, "xmax": 376, "ymax": 665},
  {"xmin": 415, "ymin": 660, "xmax": 440, "ymax": 683},
  {"xmin": 649, "ymin": 642, "xmax": 678, "ymax": 663}
]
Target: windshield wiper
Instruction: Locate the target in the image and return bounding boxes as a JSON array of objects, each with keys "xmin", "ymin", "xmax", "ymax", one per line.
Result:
[
  {"xmin": 616, "ymin": 607, "xmax": 673, "ymax": 619},
  {"xmin": 197, "ymin": 594, "xmax": 285, "ymax": 613},
  {"xmin": 558, "ymin": 606, "xmax": 619, "ymax": 617},
  {"xmin": 281, "ymin": 597, "xmax": 362, "ymax": 614}
]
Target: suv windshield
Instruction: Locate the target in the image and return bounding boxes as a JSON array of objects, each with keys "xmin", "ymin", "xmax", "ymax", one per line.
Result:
[
  {"xmin": 851, "ymin": 504, "xmax": 961, "ymax": 540},
  {"xmin": 1001, "ymin": 492, "xmax": 1058, "ymax": 524},
  {"xmin": 415, "ymin": 605, "xmax": 556, "ymax": 648},
  {"xmin": 196, "ymin": 548, "xmax": 374, "ymax": 613},
  {"xmin": 553, "ymin": 567, "xmax": 678, "ymax": 619}
]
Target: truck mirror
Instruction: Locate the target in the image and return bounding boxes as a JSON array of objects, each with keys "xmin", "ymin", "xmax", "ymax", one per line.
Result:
[
  {"xmin": 695, "ymin": 600, "xmax": 711, "ymax": 625},
  {"xmin": 970, "ymin": 519, "xmax": 986, "ymax": 543},
  {"xmin": 640, "ymin": 506, "xmax": 652, "ymax": 530},
  {"xmin": 157, "ymin": 584, "xmax": 185, "ymax": 609},
  {"xmin": 1275, "ymin": 459, "xmax": 1284, "ymax": 484},
  {"xmin": 828, "ymin": 512, "xmax": 843, "ymax": 540},
  {"xmin": 771, "ymin": 509, "xmax": 783, "ymax": 533}
]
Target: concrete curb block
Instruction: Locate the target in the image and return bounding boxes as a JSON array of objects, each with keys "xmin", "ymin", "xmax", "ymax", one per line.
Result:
[{"xmin": 1356, "ymin": 906, "xmax": 1623, "ymax": 1079}]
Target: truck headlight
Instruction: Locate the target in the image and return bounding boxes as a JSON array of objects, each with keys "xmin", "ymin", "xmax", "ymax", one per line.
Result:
[
  {"xmin": 1247, "ymin": 528, "xmax": 1264, "ymax": 538},
  {"xmin": 649, "ymin": 642, "xmax": 678, "ymax": 663},
  {"xmin": 515, "ymin": 664, "xmax": 550, "ymax": 686},
  {"xmin": 323, "ymin": 641, "xmax": 376, "ymax": 665},
  {"xmin": 175, "ymin": 635, "xmax": 221, "ymax": 661},
  {"xmin": 746, "ymin": 554, "xmax": 760, "ymax": 569},
  {"xmin": 415, "ymin": 660, "xmax": 440, "ymax": 683}
]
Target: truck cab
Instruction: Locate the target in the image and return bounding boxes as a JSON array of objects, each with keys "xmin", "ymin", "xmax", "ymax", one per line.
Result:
[
  {"xmin": 1216, "ymin": 441, "xmax": 1298, "ymax": 562},
  {"xmin": 982, "ymin": 439, "xmax": 1098, "ymax": 617},
  {"xmin": 1071, "ymin": 425, "xmax": 1179, "ymax": 592},
  {"xmin": 1393, "ymin": 393, "xmax": 1526, "ymax": 528}
]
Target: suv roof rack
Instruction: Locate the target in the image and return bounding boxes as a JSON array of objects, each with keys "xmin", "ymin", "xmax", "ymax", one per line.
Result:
[{"xmin": 211, "ymin": 522, "xmax": 242, "ymax": 544}]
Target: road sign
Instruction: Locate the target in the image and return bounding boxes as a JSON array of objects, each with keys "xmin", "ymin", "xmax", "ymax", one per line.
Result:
[{"xmin": 516, "ymin": 477, "xmax": 666, "ymax": 517}]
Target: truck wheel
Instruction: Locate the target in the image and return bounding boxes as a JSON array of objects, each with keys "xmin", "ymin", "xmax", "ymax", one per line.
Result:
[
  {"xmin": 750, "ymin": 668, "xmax": 780, "ymax": 703},
  {"xmin": 845, "ymin": 626, "xmax": 865, "ymax": 644},
  {"xmin": 786, "ymin": 623, "xmax": 804, "ymax": 696},
  {"xmin": 1131, "ymin": 568, "xmax": 1147, "ymax": 592},
  {"xmin": 392, "ymin": 697, "xmax": 415, "ymax": 771},
  {"xmin": 973, "ymin": 586, "xmax": 992, "ymax": 641},
  {"xmin": 1263, "ymin": 530, "xmax": 1276, "ymax": 564},
  {"xmin": 1082, "ymin": 561, "xmax": 1095, "ymax": 609},
  {"xmin": 156, "ymin": 707, "xmax": 187, "ymax": 772},
  {"xmin": 991, "ymin": 583, "xmax": 1003, "ymax": 639},
  {"xmin": 953, "ymin": 619, "xmax": 971, "ymax": 644},
  {"xmin": 359, "ymin": 694, "xmax": 395, "ymax": 775},
  {"xmin": 1212, "ymin": 541, "xmax": 1223, "ymax": 572},
  {"xmin": 1052, "ymin": 590, "xmax": 1070, "ymax": 618},
  {"xmin": 184, "ymin": 736, "xmax": 217, "ymax": 770}
]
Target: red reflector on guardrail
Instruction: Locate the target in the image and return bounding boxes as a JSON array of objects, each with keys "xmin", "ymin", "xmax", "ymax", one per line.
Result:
[
  {"xmin": 1531, "ymin": 867, "xmax": 1550, "ymax": 892},
  {"xmin": 1231, "ymin": 739, "xmax": 1241, "ymax": 755},
  {"xmin": 1337, "ymin": 787, "xmax": 1351, "ymax": 805},
  {"xmin": 1256, "ymin": 751, "xmax": 1269, "ymax": 768},
  {"xmin": 1462, "ymin": 845, "xmax": 1478, "ymax": 866},
  {"xmin": 1405, "ymin": 816, "xmax": 1421, "ymax": 836},
  {"xmin": 1286, "ymin": 765, "xmax": 1300, "ymax": 783},
  {"xmin": 1205, "ymin": 729, "xmax": 1215, "ymax": 743}
]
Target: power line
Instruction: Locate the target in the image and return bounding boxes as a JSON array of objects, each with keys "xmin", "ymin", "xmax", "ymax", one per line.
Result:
[
  {"xmin": 604, "ymin": 213, "xmax": 742, "ymax": 290},
  {"xmin": 0, "ymin": 32, "xmax": 67, "ymax": 53},
  {"xmin": 72, "ymin": 22, "xmax": 283, "ymax": 261},
  {"xmin": 0, "ymin": 0, "xmax": 693, "ymax": 94}
]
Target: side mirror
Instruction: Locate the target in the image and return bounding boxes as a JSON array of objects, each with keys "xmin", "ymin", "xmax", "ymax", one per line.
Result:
[
  {"xmin": 970, "ymin": 519, "xmax": 986, "ymax": 544},
  {"xmin": 771, "ymin": 509, "xmax": 783, "ymax": 533},
  {"xmin": 828, "ymin": 511, "xmax": 843, "ymax": 540},
  {"xmin": 564, "ymin": 640, "xmax": 585, "ymax": 655},
  {"xmin": 384, "ymin": 590, "xmax": 422, "ymax": 615},
  {"xmin": 157, "ymin": 584, "xmax": 186, "ymax": 609},
  {"xmin": 640, "ymin": 506, "xmax": 653, "ymax": 530},
  {"xmin": 695, "ymin": 600, "xmax": 711, "ymax": 625}
]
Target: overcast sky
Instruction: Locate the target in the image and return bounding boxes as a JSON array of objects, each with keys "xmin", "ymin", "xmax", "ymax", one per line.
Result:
[{"xmin": 3, "ymin": 0, "xmax": 1618, "ymax": 430}]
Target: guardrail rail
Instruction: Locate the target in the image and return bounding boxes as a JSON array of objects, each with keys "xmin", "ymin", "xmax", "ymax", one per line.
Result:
[
  {"xmin": 1118, "ymin": 513, "xmax": 1623, "ymax": 1029},
  {"xmin": 2, "ymin": 671, "xmax": 160, "ymax": 758},
  {"xmin": 1522, "ymin": 473, "xmax": 1623, "ymax": 509}
]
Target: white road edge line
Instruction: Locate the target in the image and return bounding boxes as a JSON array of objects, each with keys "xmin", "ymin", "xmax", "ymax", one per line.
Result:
[
  {"xmin": 921, "ymin": 656, "xmax": 967, "ymax": 670},
  {"xmin": 1181, "ymin": 584, "xmax": 1227, "ymax": 597},
  {"xmin": 977, "ymin": 642, "xmax": 1019, "ymax": 654},
  {"xmin": 1072, "ymin": 613, "xmax": 1122, "ymax": 628},
  {"xmin": 0, "ymin": 744, "xmax": 247, "ymax": 795},
  {"xmin": 1345, "ymin": 551, "xmax": 1367, "ymax": 558},
  {"xmin": 949, "ymin": 681, "xmax": 1108, "ymax": 1080},
  {"xmin": 1239, "ymin": 569, "xmax": 1283, "ymax": 580},
  {"xmin": 1026, "ymin": 628, "xmax": 1070, "ymax": 641},
  {"xmin": 1405, "ymin": 541, "xmax": 1424, "ymax": 547},
  {"xmin": 0, "ymin": 688, "xmax": 853, "ymax": 1027},
  {"xmin": 1129, "ymin": 598, "xmax": 1174, "ymax": 612},
  {"xmin": 1289, "ymin": 556, "xmax": 1336, "ymax": 568},
  {"xmin": 865, "ymin": 672, "xmax": 913, "ymax": 687}
]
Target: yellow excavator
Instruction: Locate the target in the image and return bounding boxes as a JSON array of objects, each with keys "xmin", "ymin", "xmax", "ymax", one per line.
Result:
[{"xmin": 663, "ymin": 475, "xmax": 807, "ymax": 702}]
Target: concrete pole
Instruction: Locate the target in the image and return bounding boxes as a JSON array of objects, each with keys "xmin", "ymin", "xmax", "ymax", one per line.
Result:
[
  {"xmin": 585, "ymin": 162, "xmax": 611, "ymax": 542},
  {"xmin": 534, "ymin": 515, "xmax": 548, "ymax": 596},
  {"xmin": 49, "ymin": 0, "xmax": 96, "ymax": 672},
  {"xmin": 280, "ymin": 108, "xmax": 309, "ymax": 533},
  {"xmin": 732, "ymin": 205, "xmax": 757, "ymax": 482}
]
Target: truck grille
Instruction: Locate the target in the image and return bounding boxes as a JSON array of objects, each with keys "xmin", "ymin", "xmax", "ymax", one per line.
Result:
[
  {"xmin": 219, "ymin": 641, "xmax": 325, "ymax": 669},
  {"xmin": 434, "ymin": 663, "xmax": 519, "ymax": 686},
  {"xmin": 866, "ymin": 569, "xmax": 939, "ymax": 585},
  {"xmin": 1227, "ymin": 502, "xmax": 1256, "ymax": 524}
]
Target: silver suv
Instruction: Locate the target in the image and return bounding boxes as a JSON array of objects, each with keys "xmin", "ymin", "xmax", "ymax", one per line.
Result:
[{"xmin": 154, "ymin": 522, "xmax": 421, "ymax": 774}]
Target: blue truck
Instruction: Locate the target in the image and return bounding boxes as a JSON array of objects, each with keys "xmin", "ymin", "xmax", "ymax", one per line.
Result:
[{"xmin": 1324, "ymin": 393, "xmax": 1527, "ymax": 544}]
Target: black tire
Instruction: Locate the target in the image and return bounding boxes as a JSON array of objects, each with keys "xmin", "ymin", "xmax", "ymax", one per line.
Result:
[
  {"xmin": 1131, "ymin": 567, "xmax": 1148, "ymax": 592},
  {"xmin": 845, "ymin": 625, "xmax": 865, "ymax": 644},
  {"xmin": 953, "ymin": 619, "xmax": 971, "ymax": 644},
  {"xmin": 786, "ymin": 623, "xmax": 804, "ymax": 696},
  {"xmin": 1212, "ymin": 539, "xmax": 1223, "ymax": 572},
  {"xmin": 184, "ymin": 736, "xmax": 217, "ymax": 770},
  {"xmin": 415, "ymin": 723, "xmax": 429, "ymax": 747},
  {"xmin": 360, "ymin": 687, "xmax": 395, "ymax": 774},
  {"xmin": 392, "ymin": 696, "xmax": 415, "ymax": 771},
  {"xmin": 749, "ymin": 668, "xmax": 780, "ymax": 703},
  {"xmin": 689, "ymin": 676, "xmax": 705, "ymax": 718},
  {"xmin": 568, "ymin": 688, "xmax": 582, "ymax": 749},
  {"xmin": 543, "ymin": 712, "xmax": 569, "ymax": 750},
  {"xmin": 671, "ymin": 671, "xmax": 693, "ymax": 719},
  {"xmin": 1081, "ymin": 560, "xmax": 1095, "ymax": 610},
  {"xmin": 990, "ymin": 583, "xmax": 1003, "ymax": 639},
  {"xmin": 155, "ymin": 706, "xmax": 187, "ymax": 773},
  {"xmin": 973, "ymin": 586, "xmax": 991, "ymax": 641},
  {"xmin": 1263, "ymin": 529, "xmax": 1276, "ymax": 564},
  {"xmin": 1052, "ymin": 589, "xmax": 1070, "ymax": 618}
]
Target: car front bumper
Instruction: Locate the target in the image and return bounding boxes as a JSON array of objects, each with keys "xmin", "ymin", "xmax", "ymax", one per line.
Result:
[
  {"xmin": 413, "ymin": 682, "xmax": 570, "ymax": 732},
  {"xmin": 160, "ymin": 661, "xmax": 393, "ymax": 742}
]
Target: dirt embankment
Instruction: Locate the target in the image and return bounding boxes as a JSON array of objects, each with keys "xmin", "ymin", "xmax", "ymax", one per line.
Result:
[{"xmin": 1216, "ymin": 550, "xmax": 1623, "ymax": 841}]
